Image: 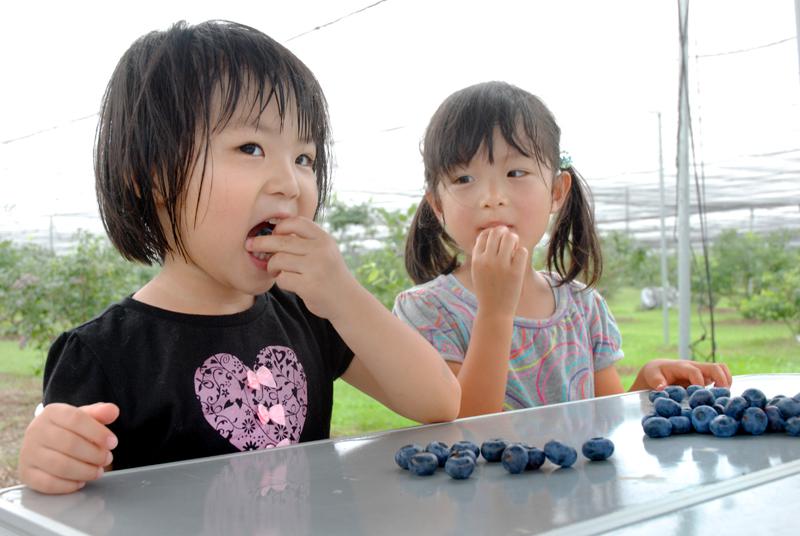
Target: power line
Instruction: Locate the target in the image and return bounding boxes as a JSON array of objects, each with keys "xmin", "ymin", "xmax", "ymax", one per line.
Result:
[
  {"xmin": 286, "ymin": 0, "xmax": 390, "ymax": 41},
  {"xmin": 1, "ymin": 114, "xmax": 96, "ymax": 145},
  {"xmin": 695, "ymin": 35, "xmax": 796, "ymax": 58}
]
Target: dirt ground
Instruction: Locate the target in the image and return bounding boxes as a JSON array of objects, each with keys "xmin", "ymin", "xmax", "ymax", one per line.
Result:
[{"xmin": 0, "ymin": 374, "xmax": 42, "ymax": 488}]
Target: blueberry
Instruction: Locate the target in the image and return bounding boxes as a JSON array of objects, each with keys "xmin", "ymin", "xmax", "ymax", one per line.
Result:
[
  {"xmin": 394, "ymin": 444, "xmax": 423, "ymax": 469},
  {"xmin": 741, "ymin": 388, "xmax": 767, "ymax": 409},
  {"xmin": 776, "ymin": 397, "xmax": 800, "ymax": 420},
  {"xmin": 664, "ymin": 385, "xmax": 687, "ymax": 403},
  {"xmin": 681, "ymin": 407, "xmax": 692, "ymax": 419},
  {"xmin": 450, "ymin": 440, "xmax": 480, "ymax": 459},
  {"xmin": 408, "ymin": 452, "xmax": 439, "ymax": 476},
  {"xmin": 689, "ymin": 389, "xmax": 715, "ymax": 408},
  {"xmin": 793, "ymin": 392, "xmax": 800, "ymax": 402},
  {"xmin": 691, "ymin": 405, "xmax": 718, "ymax": 434},
  {"xmin": 715, "ymin": 396, "xmax": 730, "ymax": 408},
  {"xmin": 543, "ymin": 440, "xmax": 578, "ymax": 467},
  {"xmin": 480, "ymin": 438, "xmax": 509, "ymax": 462},
  {"xmin": 444, "ymin": 451, "xmax": 476, "ymax": 479},
  {"xmin": 425, "ymin": 441, "xmax": 449, "ymax": 467},
  {"xmin": 710, "ymin": 387, "xmax": 731, "ymax": 399},
  {"xmin": 501, "ymin": 444, "xmax": 528, "ymax": 474},
  {"xmin": 524, "ymin": 445, "xmax": 546, "ymax": 470},
  {"xmin": 643, "ymin": 416, "xmax": 672, "ymax": 438},
  {"xmin": 765, "ymin": 405, "xmax": 786, "ymax": 432},
  {"xmin": 581, "ymin": 437, "xmax": 614, "ymax": 461},
  {"xmin": 648, "ymin": 390, "xmax": 670, "ymax": 403},
  {"xmin": 654, "ymin": 397, "xmax": 682, "ymax": 418},
  {"xmin": 641, "ymin": 412, "xmax": 658, "ymax": 425},
  {"xmin": 686, "ymin": 384, "xmax": 704, "ymax": 397},
  {"xmin": 741, "ymin": 407, "xmax": 768, "ymax": 435},
  {"xmin": 723, "ymin": 396, "xmax": 749, "ymax": 420},
  {"xmin": 709, "ymin": 415, "xmax": 739, "ymax": 437},
  {"xmin": 768, "ymin": 395, "xmax": 786, "ymax": 406},
  {"xmin": 669, "ymin": 415, "xmax": 693, "ymax": 434},
  {"xmin": 256, "ymin": 226, "xmax": 273, "ymax": 236},
  {"xmin": 786, "ymin": 417, "xmax": 800, "ymax": 437}
]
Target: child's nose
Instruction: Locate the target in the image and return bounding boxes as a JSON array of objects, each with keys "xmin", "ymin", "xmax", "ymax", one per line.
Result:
[
  {"xmin": 480, "ymin": 176, "xmax": 509, "ymax": 208},
  {"xmin": 263, "ymin": 157, "xmax": 300, "ymax": 198}
]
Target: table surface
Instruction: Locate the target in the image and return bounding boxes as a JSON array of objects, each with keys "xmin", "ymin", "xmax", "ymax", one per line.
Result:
[{"xmin": 1, "ymin": 374, "xmax": 798, "ymax": 536}]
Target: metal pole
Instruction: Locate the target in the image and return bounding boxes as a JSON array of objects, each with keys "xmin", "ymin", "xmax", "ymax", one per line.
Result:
[
  {"xmin": 657, "ymin": 112, "xmax": 670, "ymax": 346},
  {"xmin": 678, "ymin": 0, "xmax": 692, "ymax": 360},
  {"xmin": 796, "ymin": 0, "xmax": 800, "ymax": 82}
]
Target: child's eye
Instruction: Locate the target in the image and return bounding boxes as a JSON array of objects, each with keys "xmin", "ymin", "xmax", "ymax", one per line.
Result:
[
  {"xmin": 508, "ymin": 169, "xmax": 527, "ymax": 178},
  {"xmin": 453, "ymin": 175, "xmax": 475, "ymax": 185},
  {"xmin": 240, "ymin": 143, "xmax": 264, "ymax": 157},
  {"xmin": 296, "ymin": 154, "xmax": 315, "ymax": 168}
]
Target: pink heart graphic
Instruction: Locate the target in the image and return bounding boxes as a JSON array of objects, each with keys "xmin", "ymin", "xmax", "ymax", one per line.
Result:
[{"xmin": 194, "ymin": 346, "xmax": 308, "ymax": 451}]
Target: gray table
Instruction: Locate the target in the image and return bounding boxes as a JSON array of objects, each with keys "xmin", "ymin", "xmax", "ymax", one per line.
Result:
[{"xmin": 1, "ymin": 374, "xmax": 798, "ymax": 535}]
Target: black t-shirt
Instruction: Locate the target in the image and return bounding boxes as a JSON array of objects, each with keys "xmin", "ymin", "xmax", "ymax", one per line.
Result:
[{"xmin": 43, "ymin": 286, "xmax": 354, "ymax": 470}]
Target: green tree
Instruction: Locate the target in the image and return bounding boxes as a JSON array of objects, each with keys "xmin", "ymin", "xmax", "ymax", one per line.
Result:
[{"xmin": 740, "ymin": 265, "xmax": 800, "ymax": 340}]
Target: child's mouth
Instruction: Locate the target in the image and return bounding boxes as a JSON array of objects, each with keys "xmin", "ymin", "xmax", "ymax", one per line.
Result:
[{"xmin": 247, "ymin": 219, "xmax": 280, "ymax": 263}]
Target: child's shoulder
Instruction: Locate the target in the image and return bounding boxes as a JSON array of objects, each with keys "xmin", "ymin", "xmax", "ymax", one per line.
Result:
[
  {"xmin": 395, "ymin": 274, "xmax": 464, "ymax": 305},
  {"xmin": 541, "ymin": 272, "xmax": 607, "ymax": 307}
]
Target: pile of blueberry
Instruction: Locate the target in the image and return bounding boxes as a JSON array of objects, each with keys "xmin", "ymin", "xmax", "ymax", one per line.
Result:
[
  {"xmin": 394, "ymin": 437, "xmax": 614, "ymax": 480},
  {"xmin": 642, "ymin": 385, "xmax": 800, "ymax": 439}
]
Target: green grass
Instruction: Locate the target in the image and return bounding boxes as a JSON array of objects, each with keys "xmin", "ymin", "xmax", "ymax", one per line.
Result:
[
  {"xmin": 3, "ymin": 289, "xmax": 798, "ymax": 439},
  {"xmin": 0, "ymin": 340, "xmax": 44, "ymax": 376}
]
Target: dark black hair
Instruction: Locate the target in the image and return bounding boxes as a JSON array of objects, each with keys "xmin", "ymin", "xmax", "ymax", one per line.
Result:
[
  {"xmin": 405, "ymin": 81, "xmax": 602, "ymax": 287},
  {"xmin": 95, "ymin": 20, "xmax": 332, "ymax": 264}
]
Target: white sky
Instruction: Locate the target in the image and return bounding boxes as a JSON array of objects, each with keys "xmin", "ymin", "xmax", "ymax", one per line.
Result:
[{"xmin": 1, "ymin": 0, "xmax": 798, "ymax": 241}]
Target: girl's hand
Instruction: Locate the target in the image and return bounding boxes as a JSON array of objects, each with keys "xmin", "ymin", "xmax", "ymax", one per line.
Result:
[
  {"xmin": 18, "ymin": 402, "xmax": 119, "ymax": 494},
  {"xmin": 631, "ymin": 359, "xmax": 733, "ymax": 391},
  {"xmin": 247, "ymin": 216, "xmax": 356, "ymax": 320},
  {"xmin": 470, "ymin": 226, "xmax": 528, "ymax": 317}
]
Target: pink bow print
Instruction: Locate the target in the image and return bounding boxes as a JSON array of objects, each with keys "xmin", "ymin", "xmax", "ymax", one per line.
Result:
[
  {"xmin": 257, "ymin": 403, "xmax": 286, "ymax": 427},
  {"xmin": 247, "ymin": 365, "xmax": 277, "ymax": 390}
]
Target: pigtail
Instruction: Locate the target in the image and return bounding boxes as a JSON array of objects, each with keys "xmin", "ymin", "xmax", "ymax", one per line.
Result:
[
  {"xmin": 405, "ymin": 197, "xmax": 459, "ymax": 285},
  {"xmin": 546, "ymin": 166, "xmax": 603, "ymax": 288}
]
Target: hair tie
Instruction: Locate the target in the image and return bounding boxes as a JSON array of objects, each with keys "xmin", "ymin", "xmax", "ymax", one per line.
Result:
[{"xmin": 559, "ymin": 151, "xmax": 573, "ymax": 170}]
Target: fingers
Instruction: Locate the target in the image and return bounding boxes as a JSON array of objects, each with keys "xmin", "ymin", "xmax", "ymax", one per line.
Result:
[
  {"xmin": 80, "ymin": 402, "xmax": 120, "ymax": 427},
  {"xmin": 19, "ymin": 466, "xmax": 87, "ymax": 495},
  {"xmin": 46, "ymin": 404, "xmax": 117, "ymax": 450},
  {"xmin": 698, "ymin": 363, "xmax": 732, "ymax": 388},
  {"xmin": 474, "ymin": 226, "xmax": 518, "ymax": 263}
]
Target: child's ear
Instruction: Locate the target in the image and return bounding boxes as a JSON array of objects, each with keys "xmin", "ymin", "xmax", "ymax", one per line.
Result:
[{"xmin": 550, "ymin": 171, "xmax": 572, "ymax": 212}]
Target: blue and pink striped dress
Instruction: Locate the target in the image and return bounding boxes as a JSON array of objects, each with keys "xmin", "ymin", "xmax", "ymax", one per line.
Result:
[{"xmin": 393, "ymin": 273, "xmax": 624, "ymax": 410}]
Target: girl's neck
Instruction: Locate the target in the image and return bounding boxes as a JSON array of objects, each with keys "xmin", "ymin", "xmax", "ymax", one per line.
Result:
[
  {"xmin": 133, "ymin": 264, "xmax": 257, "ymax": 316},
  {"xmin": 452, "ymin": 263, "xmax": 556, "ymax": 320}
]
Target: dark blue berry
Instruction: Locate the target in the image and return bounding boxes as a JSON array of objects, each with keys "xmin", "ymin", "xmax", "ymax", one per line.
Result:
[
  {"xmin": 741, "ymin": 388, "xmax": 767, "ymax": 409},
  {"xmin": 765, "ymin": 405, "xmax": 786, "ymax": 432},
  {"xmin": 480, "ymin": 438, "xmax": 509, "ymax": 462},
  {"xmin": 394, "ymin": 444, "xmax": 422, "ymax": 469},
  {"xmin": 450, "ymin": 440, "xmax": 480, "ymax": 459},
  {"xmin": 686, "ymin": 384, "xmax": 704, "ymax": 397},
  {"xmin": 709, "ymin": 415, "xmax": 739, "ymax": 437},
  {"xmin": 710, "ymin": 387, "xmax": 731, "ymax": 399},
  {"xmin": 643, "ymin": 416, "xmax": 672, "ymax": 438},
  {"xmin": 713, "ymin": 404, "xmax": 725, "ymax": 415},
  {"xmin": 425, "ymin": 441, "xmax": 449, "ymax": 466},
  {"xmin": 689, "ymin": 389, "xmax": 715, "ymax": 409},
  {"xmin": 581, "ymin": 437, "xmax": 614, "ymax": 461},
  {"xmin": 723, "ymin": 396, "xmax": 749, "ymax": 420},
  {"xmin": 715, "ymin": 396, "xmax": 730, "ymax": 408},
  {"xmin": 524, "ymin": 445, "xmax": 546, "ymax": 470},
  {"xmin": 776, "ymin": 397, "xmax": 800, "ymax": 420},
  {"xmin": 767, "ymin": 395, "xmax": 786, "ymax": 406},
  {"xmin": 664, "ymin": 385, "xmax": 687, "ymax": 403},
  {"xmin": 669, "ymin": 415, "xmax": 693, "ymax": 434},
  {"xmin": 691, "ymin": 405, "xmax": 717, "ymax": 434},
  {"xmin": 648, "ymin": 390, "xmax": 670, "ymax": 403},
  {"xmin": 641, "ymin": 412, "xmax": 658, "ymax": 425},
  {"xmin": 501, "ymin": 444, "xmax": 528, "ymax": 474},
  {"xmin": 408, "ymin": 452, "xmax": 439, "ymax": 476},
  {"xmin": 444, "ymin": 452, "xmax": 476, "ymax": 479},
  {"xmin": 741, "ymin": 407, "xmax": 768, "ymax": 435},
  {"xmin": 681, "ymin": 407, "xmax": 692, "ymax": 419},
  {"xmin": 654, "ymin": 397, "xmax": 682, "ymax": 418},
  {"xmin": 786, "ymin": 417, "xmax": 800, "ymax": 437},
  {"xmin": 543, "ymin": 440, "xmax": 578, "ymax": 467}
]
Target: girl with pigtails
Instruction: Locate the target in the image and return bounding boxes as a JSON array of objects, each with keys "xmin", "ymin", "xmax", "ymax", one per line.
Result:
[{"xmin": 394, "ymin": 81, "xmax": 731, "ymax": 418}]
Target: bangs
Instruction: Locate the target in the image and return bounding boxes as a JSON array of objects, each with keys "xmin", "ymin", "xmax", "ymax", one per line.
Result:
[{"xmin": 423, "ymin": 82, "xmax": 560, "ymax": 184}]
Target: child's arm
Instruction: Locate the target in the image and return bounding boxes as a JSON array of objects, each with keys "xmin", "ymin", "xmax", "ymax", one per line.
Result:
[
  {"xmin": 18, "ymin": 402, "xmax": 118, "ymax": 494},
  {"xmin": 248, "ymin": 217, "xmax": 460, "ymax": 423},
  {"xmin": 446, "ymin": 227, "xmax": 528, "ymax": 418},
  {"xmin": 595, "ymin": 359, "xmax": 733, "ymax": 397}
]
